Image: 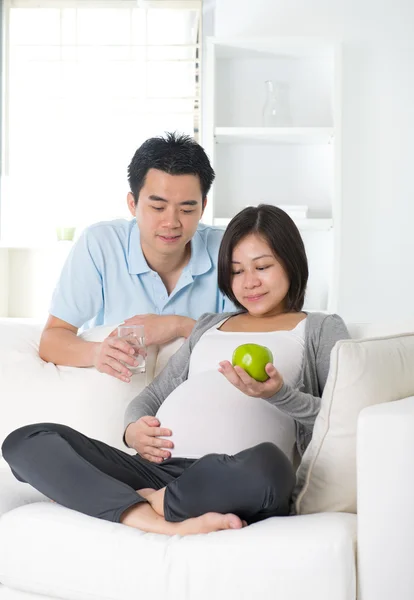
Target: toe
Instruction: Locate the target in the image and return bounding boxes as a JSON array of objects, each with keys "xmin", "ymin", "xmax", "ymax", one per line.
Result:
[{"xmin": 225, "ymin": 514, "xmax": 243, "ymax": 530}]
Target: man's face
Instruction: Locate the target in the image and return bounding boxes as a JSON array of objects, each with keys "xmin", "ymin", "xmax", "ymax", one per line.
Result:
[{"xmin": 128, "ymin": 168, "xmax": 205, "ymax": 260}]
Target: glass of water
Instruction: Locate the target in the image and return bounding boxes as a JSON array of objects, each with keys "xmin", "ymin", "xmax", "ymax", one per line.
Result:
[{"xmin": 117, "ymin": 325, "xmax": 146, "ymax": 374}]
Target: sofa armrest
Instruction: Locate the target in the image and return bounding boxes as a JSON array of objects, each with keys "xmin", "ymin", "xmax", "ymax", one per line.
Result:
[{"xmin": 357, "ymin": 396, "xmax": 414, "ymax": 600}]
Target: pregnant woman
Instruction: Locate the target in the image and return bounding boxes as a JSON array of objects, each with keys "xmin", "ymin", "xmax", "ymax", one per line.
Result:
[{"xmin": 2, "ymin": 205, "xmax": 349, "ymax": 536}]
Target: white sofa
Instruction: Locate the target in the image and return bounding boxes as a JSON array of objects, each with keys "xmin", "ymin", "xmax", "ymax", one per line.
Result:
[{"xmin": 0, "ymin": 317, "xmax": 414, "ymax": 600}]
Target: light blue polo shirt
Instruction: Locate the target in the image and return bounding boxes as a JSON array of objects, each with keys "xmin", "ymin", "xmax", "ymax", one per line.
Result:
[{"xmin": 50, "ymin": 218, "xmax": 235, "ymax": 330}]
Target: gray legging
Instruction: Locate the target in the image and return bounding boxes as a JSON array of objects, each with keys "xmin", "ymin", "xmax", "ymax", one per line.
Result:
[{"xmin": 1, "ymin": 423, "xmax": 295, "ymax": 524}]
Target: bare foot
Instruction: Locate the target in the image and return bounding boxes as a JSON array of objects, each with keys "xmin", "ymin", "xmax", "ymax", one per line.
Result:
[
  {"xmin": 137, "ymin": 487, "xmax": 249, "ymax": 530},
  {"xmin": 136, "ymin": 487, "xmax": 165, "ymax": 516},
  {"xmin": 121, "ymin": 502, "xmax": 245, "ymax": 536},
  {"xmin": 136, "ymin": 488, "xmax": 156, "ymax": 500},
  {"xmin": 143, "ymin": 487, "xmax": 165, "ymax": 516},
  {"xmin": 181, "ymin": 512, "xmax": 244, "ymax": 535}
]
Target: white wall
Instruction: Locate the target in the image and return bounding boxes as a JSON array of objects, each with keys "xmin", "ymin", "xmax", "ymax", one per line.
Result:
[
  {"xmin": 0, "ymin": 249, "xmax": 9, "ymax": 316},
  {"xmin": 0, "ymin": 246, "xmax": 70, "ymax": 320},
  {"xmin": 215, "ymin": 0, "xmax": 414, "ymax": 323}
]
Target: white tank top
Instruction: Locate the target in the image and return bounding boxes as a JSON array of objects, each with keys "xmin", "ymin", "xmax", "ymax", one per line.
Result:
[{"xmin": 156, "ymin": 317, "xmax": 306, "ymax": 462}]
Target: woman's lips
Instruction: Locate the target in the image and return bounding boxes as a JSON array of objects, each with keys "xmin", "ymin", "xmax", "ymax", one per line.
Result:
[{"xmin": 244, "ymin": 293, "xmax": 267, "ymax": 302}]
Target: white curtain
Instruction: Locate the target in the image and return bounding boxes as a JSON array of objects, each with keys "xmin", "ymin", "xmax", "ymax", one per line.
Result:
[{"xmin": 1, "ymin": 0, "xmax": 200, "ymax": 243}]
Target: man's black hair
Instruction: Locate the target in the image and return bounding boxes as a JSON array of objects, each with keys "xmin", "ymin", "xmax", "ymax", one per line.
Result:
[{"xmin": 128, "ymin": 132, "xmax": 215, "ymax": 204}]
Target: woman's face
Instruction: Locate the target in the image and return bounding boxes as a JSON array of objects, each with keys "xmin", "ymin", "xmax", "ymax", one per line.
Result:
[{"xmin": 231, "ymin": 233, "xmax": 290, "ymax": 317}]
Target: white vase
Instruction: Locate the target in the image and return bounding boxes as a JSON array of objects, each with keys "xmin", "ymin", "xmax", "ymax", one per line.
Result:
[{"xmin": 262, "ymin": 80, "xmax": 292, "ymax": 127}]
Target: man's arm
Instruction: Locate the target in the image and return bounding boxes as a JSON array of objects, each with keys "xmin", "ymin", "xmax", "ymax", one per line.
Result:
[
  {"xmin": 177, "ymin": 315, "xmax": 196, "ymax": 338},
  {"xmin": 41, "ymin": 226, "xmax": 132, "ymax": 377},
  {"xmin": 119, "ymin": 314, "xmax": 195, "ymax": 345},
  {"xmin": 39, "ymin": 316, "xmax": 97, "ymax": 367},
  {"xmin": 40, "ymin": 313, "xmax": 196, "ymax": 367},
  {"xmin": 40, "ymin": 315, "xmax": 141, "ymax": 382}
]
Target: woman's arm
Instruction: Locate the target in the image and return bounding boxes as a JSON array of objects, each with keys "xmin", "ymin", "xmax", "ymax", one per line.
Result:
[
  {"xmin": 123, "ymin": 335, "xmax": 192, "ymax": 431},
  {"xmin": 219, "ymin": 314, "xmax": 350, "ymax": 429},
  {"xmin": 267, "ymin": 314, "xmax": 350, "ymax": 428},
  {"xmin": 265, "ymin": 385, "xmax": 321, "ymax": 429},
  {"xmin": 314, "ymin": 314, "xmax": 350, "ymax": 394},
  {"xmin": 123, "ymin": 312, "xmax": 235, "ymax": 433}
]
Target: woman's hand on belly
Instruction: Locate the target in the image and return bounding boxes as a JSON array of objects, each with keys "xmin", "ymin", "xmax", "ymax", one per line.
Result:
[
  {"xmin": 125, "ymin": 416, "xmax": 174, "ymax": 463},
  {"xmin": 218, "ymin": 361, "xmax": 284, "ymax": 400}
]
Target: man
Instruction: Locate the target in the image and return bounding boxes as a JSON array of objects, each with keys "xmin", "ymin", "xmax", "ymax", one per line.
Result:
[{"xmin": 39, "ymin": 132, "xmax": 234, "ymax": 382}]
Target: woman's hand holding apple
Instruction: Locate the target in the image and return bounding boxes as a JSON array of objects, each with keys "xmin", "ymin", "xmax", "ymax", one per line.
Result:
[{"xmin": 218, "ymin": 360, "xmax": 284, "ymax": 399}]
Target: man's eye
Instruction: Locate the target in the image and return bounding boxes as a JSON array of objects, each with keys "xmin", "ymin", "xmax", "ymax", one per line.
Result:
[
  {"xmin": 182, "ymin": 209, "xmax": 195, "ymax": 214},
  {"xmin": 152, "ymin": 206, "xmax": 164, "ymax": 211}
]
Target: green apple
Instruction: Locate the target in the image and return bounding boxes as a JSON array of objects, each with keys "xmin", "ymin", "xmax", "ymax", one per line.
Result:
[{"xmin": 232, "ymin": 343, "xmax": 274, "ymax": 382}]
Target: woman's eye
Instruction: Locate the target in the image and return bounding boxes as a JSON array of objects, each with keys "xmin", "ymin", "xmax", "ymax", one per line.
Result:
[
  {"xmin": 232, "ymin": 270, "xmax": 242, "ymax": 276},
  {"xmin": 257, "ymin": 265, "xmax": 270, "ymax": 271}
]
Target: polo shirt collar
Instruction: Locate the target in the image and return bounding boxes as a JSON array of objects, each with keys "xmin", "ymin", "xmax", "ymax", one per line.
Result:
[
  {"xmin": 127, "ymin": 222, "xmax": 150, "ymax": 275},
  {"xmin": 188, "ymin": 228, "xmax": 212, "ymax": 276},
  {"xmin": 127, "ymin": 222, "xmax": 212, "ymax": 277}
]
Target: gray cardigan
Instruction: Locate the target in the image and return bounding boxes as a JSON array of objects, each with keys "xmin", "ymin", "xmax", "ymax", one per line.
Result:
[{"xmin": 124, "ymin": 311, "xmax": 350, "ymax": 457}]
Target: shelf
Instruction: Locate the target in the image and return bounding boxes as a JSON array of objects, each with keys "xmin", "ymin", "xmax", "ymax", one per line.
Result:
[
  {"xmin": 214, "ymin": 127, "xmax": 334, "ymax": 145},
  {"xmin": 213, "ymin": 37, "xmax": 337, "ymax": 60},
  {"xmin": 203, "ymin": 35, "xmax": 341, "ymax": 313},
  {"xmin": 0, "ymin": 241, "xmax": 74, "ymax": 249},
  {"xmin": 213, "ymin": 217, "xmax": 333, "ymax": 232}
]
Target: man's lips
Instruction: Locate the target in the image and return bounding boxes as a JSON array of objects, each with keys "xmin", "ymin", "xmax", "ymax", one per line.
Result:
[{"xmin": 157, "ymin": 234, "xmax": 182, "ymax": 242}]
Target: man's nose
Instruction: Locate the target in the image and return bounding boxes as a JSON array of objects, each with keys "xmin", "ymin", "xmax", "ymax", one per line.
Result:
[{"xmin": 161, "ymin": 208, "xmax": 181, "ymax": 228}]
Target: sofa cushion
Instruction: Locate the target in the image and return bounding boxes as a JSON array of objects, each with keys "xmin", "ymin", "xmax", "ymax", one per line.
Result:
[
  {"xmin": 0, "ymin": 584, "xmax": 50, "ymax": 599},
  {"xmin": 0, "ymin": 320, "xmax": 155, "ymax": 454},
  {"xmin": 154, "ymin": 337, "xmax": 186, "ymax": 378},
  {"xmin": 0, "ymin": 503, "xmax": 356, "ymax": 600},
  {"xmin": 295, "ymin": 332, "xmax": 414, "ymax": 515},
  {"xmin": 0, "ymin": 467, "xmax": 50, "ymax": 521}
]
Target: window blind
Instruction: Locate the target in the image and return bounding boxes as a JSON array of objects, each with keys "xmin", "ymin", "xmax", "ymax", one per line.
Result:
[{"xmin": 1, "ymin": 0, "xmax": 201, "ymax": 243}]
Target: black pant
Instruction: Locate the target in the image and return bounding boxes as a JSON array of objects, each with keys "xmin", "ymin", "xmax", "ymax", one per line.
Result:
[{"xmin": 1, "ymin": 423, "xmax": 295, "ymax": 524}]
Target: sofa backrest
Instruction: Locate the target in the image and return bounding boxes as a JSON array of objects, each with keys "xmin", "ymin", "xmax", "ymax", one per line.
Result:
[
  {"xmin": 0, "ymin": 321, "xmax": 150, "ymax": 456},
  {"xmin": 1, "ymin": 318, "xmax": 414, "ymax": 462},
  {"xmin": 347, "ymin": 321, "xmax": 414, "ymax": 339}
]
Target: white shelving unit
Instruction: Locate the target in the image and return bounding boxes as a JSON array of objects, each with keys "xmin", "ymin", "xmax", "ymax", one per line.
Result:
[
  {"xmin": 202, "ymin": 36, "xmax": 342, "ymax": 312},
  {"xmin": 213, "ymin": 217, "xmax": 333, "ymax": 231},
  {"xmin": 215, "ymin": 126, "xmax": 334, "ymax": 145}
]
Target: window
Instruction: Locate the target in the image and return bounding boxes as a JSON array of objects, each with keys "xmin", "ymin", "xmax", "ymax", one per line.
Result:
[{"xmin": 1, "ymin": 0, "xmax": 201, "ymax": 243}]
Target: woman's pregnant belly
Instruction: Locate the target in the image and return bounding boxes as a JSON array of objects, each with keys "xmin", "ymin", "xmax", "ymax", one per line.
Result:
[{"xmin": 156, "ymin": 370, "xmax": 296, "ymax": 461}]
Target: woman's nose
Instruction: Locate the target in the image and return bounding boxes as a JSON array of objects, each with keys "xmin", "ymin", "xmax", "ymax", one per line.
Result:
[{"xmin": 243, "ymin": 271, "xmax": 261, "ymax": 288}]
